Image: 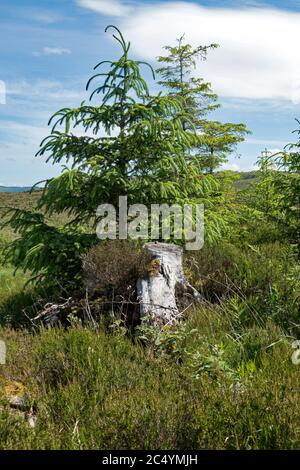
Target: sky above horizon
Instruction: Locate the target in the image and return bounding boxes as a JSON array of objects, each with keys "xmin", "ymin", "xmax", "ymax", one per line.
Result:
[{"xmin": 1, "ymin": 0, "xmax": 300, "ymax": 185}]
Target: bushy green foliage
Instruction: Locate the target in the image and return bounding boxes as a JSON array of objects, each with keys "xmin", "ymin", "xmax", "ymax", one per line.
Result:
[
  {"xmin": 2, "ymin": 210, "xmax": 95, "ymax": 286},
  {"xmin": 185, "ymin": 241, "xmax": 299, "ymax": 331},
  {"xmin": 237, "ymin": 132, "xmax": 300, "ymax": 254},
  {"xmin": 0, "ymin": 305, "xmax": 299, "ymax": 450},
  {"xmin": 2, "ymin": 26, "xmax": 236, "ymax": 286},
  {"xmin": 157, "ymin": 35, "xmax": 250, "ymax": 172},
  {"xmin": 0, "ymin": 190, "xmax": 299, "ymax": 449},
  {"xmin": 0, "ymin": 26, "xmax": 299, "ymax": 452},
  {"xmin": 269, "ymin": 133, "xmax": 300, "ymax": 255}
]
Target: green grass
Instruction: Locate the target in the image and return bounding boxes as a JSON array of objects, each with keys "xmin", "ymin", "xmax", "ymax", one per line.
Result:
[
  {"xmin": 0, "ymin": 266, "xmax": 29, "ymax": 306},
  {"xmin": 0, "ymin": 196, "xmax": 36, "ymax": 327},
  {"xmin": 0, "ymin": 266, "xmax": 35, "ymax": 327},
  {"xmin": 0, "ymin": 191, "xmax": 70, "ymax": 241},
  {"xmin": 0, "ymin": 306, "xmax": 299, "ymax": 450},
  {"xmin": 0, "ymin": 191, "xmax": 72, "ymax": 326},
  {"xmin": 0, "ymin": 191, "xmax": 299, "ymax": 449}
]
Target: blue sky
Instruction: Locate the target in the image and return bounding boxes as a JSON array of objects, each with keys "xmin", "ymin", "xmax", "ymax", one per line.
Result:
[{"xmin": 1, "ymin": 0, "xmax": 300, "ymax": 185}]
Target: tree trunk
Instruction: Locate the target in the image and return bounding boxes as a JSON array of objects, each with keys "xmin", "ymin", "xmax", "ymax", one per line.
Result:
[{"xmin": 136, "ymin": 242, "xmax": 202, "ymax": 327}]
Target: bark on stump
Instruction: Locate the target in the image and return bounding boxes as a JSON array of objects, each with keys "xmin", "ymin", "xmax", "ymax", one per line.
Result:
[{"xmin": 136, "ymin": 242, "xmax": 201, "ymax": 327}]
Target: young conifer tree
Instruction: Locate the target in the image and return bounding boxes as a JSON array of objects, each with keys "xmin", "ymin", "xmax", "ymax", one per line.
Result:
[
  {"xmin": 3, "ymin": 26, "xmax": 225, "ymax": 286},
  {"xmin": 269, "ymin": 126, "xmax": 300, "ymax": 256},
  {"xmin": 157, "ymin": 35, "xmax": 250, "ymax": 173}
]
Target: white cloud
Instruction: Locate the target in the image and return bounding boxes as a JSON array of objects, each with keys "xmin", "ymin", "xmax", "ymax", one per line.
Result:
[
  {"xmin": 43, "ymin": 47, "xmax": 71, "ymax": 55},
  {"xmin": 33, "ymin": 47, "xmax": 72, "ymax": 56},
  {"xmin": 0, "ymin": 80, "xmax": 6, "ymax": 104},
  {"xmin": 100, "ymin": 1, "xmax": 300, "ymax": 103},
  {"xmin": 30, "ymin": 11, "xmax": 64, "ymax": 24},
  {"xmin": 246, "ymin": 138, "xmax": 286, "ymax": 147},
  {"xmin": 0, "ymin": 121, "xmax": 48, "ymax": 148},
  {"xmin": 220, "ymin": 162, "xmax": 241, "ymax": 171},
  {"xmin": 0, "ymin": 121, "xmax": 62, "ymax": 185},
  {"xmin": 77, "ymin": 0, "xmax": 132, "ymax": 16},
  {"xmin": 266, "ymin": 148, "xmax": 282, "ymax": 155},
  {"xmin": 0, "ymin": 79, "xmax": 88, "ymax": 184},
  {"xmin": 6, "ymin": 79, "xmax": 83, "ymax": 104}
]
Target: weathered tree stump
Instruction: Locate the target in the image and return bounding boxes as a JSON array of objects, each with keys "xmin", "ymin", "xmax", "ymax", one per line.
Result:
[
  {"xmin": 136, "ymin": 242, "xmax": 202, "ymax": 327},
  {"xmin": 34, "ymin": 242, "xmax": 202, "ymax": 330}
]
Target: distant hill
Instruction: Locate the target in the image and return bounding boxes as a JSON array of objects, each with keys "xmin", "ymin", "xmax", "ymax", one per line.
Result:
[
  {"xmin": 0, "ymin": 172, "xmax": 259, "ymax": 193},
  {"xmin": 0, "ymin": 186, "xmax": 32, "ymax": 193},
  {"xmin": 233, "ymin": 170, "xmax": 260, "ymax": 190}
]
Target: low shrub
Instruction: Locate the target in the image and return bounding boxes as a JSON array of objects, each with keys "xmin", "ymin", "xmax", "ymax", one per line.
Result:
[
  {"xmin": 185, "ymin": 241, "xmax": 299, "ymax": 330},
  {"xmin": 0, "ymin": 314, "xmax": 298, "ymax": 450},
  {"xmin": 82, "ymin": 241, "xmax": 152, "ymax": 327}
]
